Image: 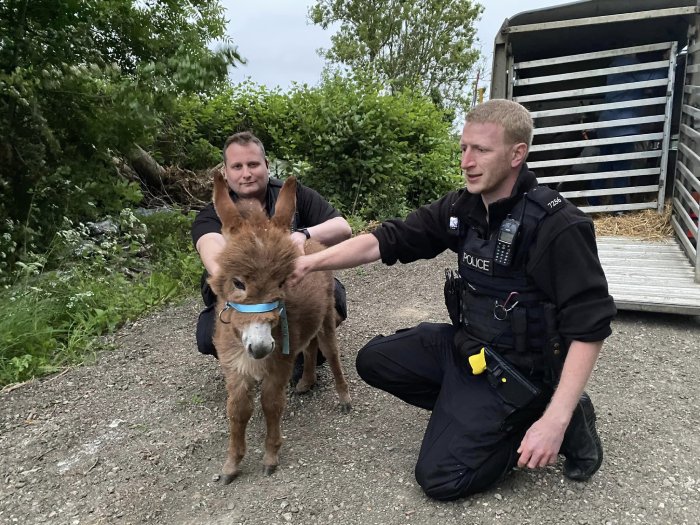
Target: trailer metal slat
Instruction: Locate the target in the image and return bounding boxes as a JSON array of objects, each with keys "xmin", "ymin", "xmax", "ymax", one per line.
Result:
[
  {"xmin": 682, "ymin": 104, "xmax": 700, "ymax": 120},
  {"xmin": 530, "ymin": 97, "xmax": 667, "ymax": 119},
  {"xmin": 609, "ymin": 286, "xmax": 698, "ymax": 296},
  {"xmin": 528, "ymin": 150, "xmax": 661, "ymax": 168},
  {"xmin": 538, "ymin": 168, "xmax": 659, "ymax": 184},
  {"xmin": 602, "ymin": 249, "xmax": 695, "ymax": 260},
  {"xmin": 515, "ymin": 61, "xmax": 669, "ymax": 87},
  {"xmin": 609, "ymin": 283, "xmax": 700, "ymax": 295},
  {"xmin": 601, "ymin": 257, "xmax": 692, "ymax": 268},
  {"xmin": 671, "ymin": 218, "xmax": 698, "ymax": 267},
  {"xmin": 673, "ymin": 184, "xmax": 700, "ymax": 217},
  {"xmin": 530, "ymin": 132, "xmax": 663, "ymax": 152},
  {"xmin": 656, "ymin": 41, "xmax": 678, "ymax": 214},
  {"xmin": 676, "ymin": 161, "xmax": 700, "ymax": 195},
  {"xmin": 505, "ymin": 7, "xmax": 700, "ymax": 34},
  {"xmin": 611, "ymin": 292, "xmax": 700, "ymax": 304},
  {"xmin": 678, "ymin": 143, "xmax": 700, "ymax": 169},
  {"xmin": 598, "ymin": 245, "xmax": 692, "ymax": 257},
  {"xmin": 514, "ymin": 78, "xmax": 668, "ymax": 103},
  {"xmin": 606, "ymin": 273, "xmax": 696, "ymax": 283},
  {"xmin": 598, "ymin": 239, "xmax": 686, "ymax": 249},
  {"xmin": 533, "ymin": 116, "xmax": 665, "ymax": 135},
  {"xmin": 560, "ymin": 184, "xmax": 659, "ymax": 199},
  {"xmin": 679, "ymin": 124, "xmax": 700, "ymax": 144},
  {"xmin": 671, "ymin": 198, "xmax": 699, "ymax": 238},
  {"xmin": 515, "ymin": 43, "xmax": 674, "ymax": 69},
  {"xmin": 578, "ymin": 202, "xmax": 657, "ymax": 213}
]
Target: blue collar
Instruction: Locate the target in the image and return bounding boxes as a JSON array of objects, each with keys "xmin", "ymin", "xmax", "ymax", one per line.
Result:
[
  {"xmin": 219, "ymin": 300, "xmax": 290, "ymax": 355},
  {"xmin": 225, "ymin": 300, "xmax": 280, "ymax": 313}
]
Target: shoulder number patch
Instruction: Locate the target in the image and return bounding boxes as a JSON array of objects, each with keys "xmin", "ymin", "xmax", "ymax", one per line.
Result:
[{"xmin": 547, "ymin": 196, "xmax": 562, "ymax": 210}]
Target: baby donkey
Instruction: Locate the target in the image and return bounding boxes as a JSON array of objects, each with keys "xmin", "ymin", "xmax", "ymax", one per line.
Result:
[{"xmin": 209, "ymin": 173, "xmax": 351, "ymax": 483}]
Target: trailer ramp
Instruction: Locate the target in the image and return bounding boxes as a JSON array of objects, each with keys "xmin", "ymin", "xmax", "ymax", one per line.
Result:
[{"xmin": 597, "ymin": 236, "xmax": 700, "ymax": 315}]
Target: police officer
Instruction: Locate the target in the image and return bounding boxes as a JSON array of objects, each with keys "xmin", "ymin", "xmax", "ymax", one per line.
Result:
[
  {"xmin": 192, "ymin": 131, "xmax": 352, "ymax": 358},
  {"xmin": 290, "ymin": 100, "xmax": 616, "ymax": 501}
]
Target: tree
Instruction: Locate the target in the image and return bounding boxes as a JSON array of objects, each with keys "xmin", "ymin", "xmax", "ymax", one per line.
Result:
[
  {"xmin": 154, "ymin": 76, "xmax": 462, "ymax": 221},
  {"xmin": 309, "ymin": 0, "xmax": 483, "ymax": 111},
  {"xmin": 0, "ymin": 0, "xmax": 242, "ymax": 276}
]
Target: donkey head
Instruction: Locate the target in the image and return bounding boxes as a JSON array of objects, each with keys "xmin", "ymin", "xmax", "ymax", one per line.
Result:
[{"xmin": 210, "ymin": 174, "xmax": 299, "ymax": 359}]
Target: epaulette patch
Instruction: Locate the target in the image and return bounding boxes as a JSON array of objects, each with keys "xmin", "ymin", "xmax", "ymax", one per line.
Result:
[{"xmin": 526, "ymin": 186, "xmax": 565, "ymax": 215}]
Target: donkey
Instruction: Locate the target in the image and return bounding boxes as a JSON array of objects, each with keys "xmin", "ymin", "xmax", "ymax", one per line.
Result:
[{"xmin": 208, "ymin": 173, "xmax": 351, "ymax": 483}]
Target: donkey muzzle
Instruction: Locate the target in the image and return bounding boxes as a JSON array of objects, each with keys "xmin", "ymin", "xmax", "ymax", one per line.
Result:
[{"xmin": 242, "ymin": 322, "xmax": 276, "ymax": 359}]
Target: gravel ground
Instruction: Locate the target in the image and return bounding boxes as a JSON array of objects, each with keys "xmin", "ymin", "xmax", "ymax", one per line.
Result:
[{"xmin": 1, "ymin": 250, "xmax": 699, "ymax": 525}]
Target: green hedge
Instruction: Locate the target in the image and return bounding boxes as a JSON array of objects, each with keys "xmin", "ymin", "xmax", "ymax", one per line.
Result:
[{"xmin": 157, "ymin": 76, "xmax": 462, "ymax": 220}]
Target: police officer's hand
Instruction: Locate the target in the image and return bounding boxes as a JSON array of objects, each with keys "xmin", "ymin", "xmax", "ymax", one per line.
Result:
[
  {"xmin": 289, "ymin": 255, "xmax": 312, "ymax": 287},
  {"xmin": 290, "ymin": 231, "xmax": 307, "ymax": 255},
  {"xmin": 516, "ymin": 415, "xmax": 567, "ymax": 469}
]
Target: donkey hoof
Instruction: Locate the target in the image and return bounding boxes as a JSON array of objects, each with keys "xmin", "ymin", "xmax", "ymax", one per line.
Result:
[
  {"xmin": 295, "ymin": 380, "xmax": 314, "ymax": 394},
  {"xmin": 220, "ymin": 472, "xmax": 239, "ymax": 485},
  {"xmin": 262, "ymin": 464, "xmax": 278, "ymax": 476},
  {"xmin": 339, "ymin": 402, "xmax": 352, "ymax": 414}
]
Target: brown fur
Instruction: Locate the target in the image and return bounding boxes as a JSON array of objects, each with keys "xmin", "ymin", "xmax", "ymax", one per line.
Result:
[{"xmin": 209, "ymin": 174, "xmax": 351, "ymax": 483}]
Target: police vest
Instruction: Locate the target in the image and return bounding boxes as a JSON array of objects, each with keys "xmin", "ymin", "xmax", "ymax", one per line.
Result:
[{"xmin": 457, "ymin": 186, "xmax": 566, "ymax": 376}]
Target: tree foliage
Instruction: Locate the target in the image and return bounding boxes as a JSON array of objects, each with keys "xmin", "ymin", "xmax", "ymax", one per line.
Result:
[
  {"xmin": 0, "ymin": 0, "xmax": 242, "ymax": 276},
  {"xmin": 156, "ymin": 76, "xmax": 462, "ymax": 220},
  {"xmin": 309, "ymin": 0, "xmax": 483, "ymax": 111}
]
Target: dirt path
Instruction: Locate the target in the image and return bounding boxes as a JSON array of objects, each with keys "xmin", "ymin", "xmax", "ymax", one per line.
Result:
[{"xmin": 2, "ymin": 251, "xmax": 699, "ymax": 525}]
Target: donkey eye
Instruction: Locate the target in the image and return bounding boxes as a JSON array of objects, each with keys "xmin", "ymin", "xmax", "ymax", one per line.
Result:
[
  {"xmin": 232, "ymin": 278, "xmax": 246, "ymax": 290},
  {"xmin": 279, "ymin": 279, "xmax": 286, "ymax": 288}
]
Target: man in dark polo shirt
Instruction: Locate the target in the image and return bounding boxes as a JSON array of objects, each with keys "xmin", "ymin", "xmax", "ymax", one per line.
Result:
[{"xmin": 191, "ymin": 131, "xmax": 351, "ymax": 359}]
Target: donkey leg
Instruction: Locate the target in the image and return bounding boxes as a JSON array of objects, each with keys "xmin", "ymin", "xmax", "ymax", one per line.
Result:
[
  {"xmin": 317, "ymin": 315, "xmax": 352, "ymax": 413},
  {"xmin": 259, "ymin": 368, "xmax": 290, "ymax": 475},
  {"xmin": 295, "ymin": 337, "xmax": 318, "ymax": 394},
  {"xmin": 221, "ymin": 373, "xmax": 255, "ymax": 484}
]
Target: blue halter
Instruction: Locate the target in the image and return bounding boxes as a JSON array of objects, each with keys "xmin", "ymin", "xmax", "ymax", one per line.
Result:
[{"xmin": 219, "ymin": 300, "xmax": 290, "ymax": 355}]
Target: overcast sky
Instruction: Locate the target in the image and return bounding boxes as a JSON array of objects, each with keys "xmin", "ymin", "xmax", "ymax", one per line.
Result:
[{"xmin": 219, "ymin": 0, "xmax": 568, "ymax": 90}]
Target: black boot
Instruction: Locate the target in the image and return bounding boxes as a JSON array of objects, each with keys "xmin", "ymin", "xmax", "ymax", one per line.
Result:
[
  {"xmin": 290, "ymin": 350, "xmax": 327, "ymax": 385},
  {"xmin": 560, "ymin": 393, "xmax": 603, "ymax": 481}
]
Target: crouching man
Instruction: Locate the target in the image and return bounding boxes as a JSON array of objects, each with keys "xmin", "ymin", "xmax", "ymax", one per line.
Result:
[{"xmin": 290, "ymin": 99, "xmax": 616, "ymax": 500}]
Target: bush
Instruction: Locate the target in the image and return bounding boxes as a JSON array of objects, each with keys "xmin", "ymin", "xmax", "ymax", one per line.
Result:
[
  {"xmin": 0, "ymin": 0, "xmax": 241, "ymax": 279},
  {"xmin": 0, "ymin": 208, "xmax": 201, "ymax": 387},
  {"xmin": 156, "ymin": 76, "xmax": 462, "ymax": 221},
  {"xmin": 284, "ymin": 75, "xmax": 462, "ymax": 219}
]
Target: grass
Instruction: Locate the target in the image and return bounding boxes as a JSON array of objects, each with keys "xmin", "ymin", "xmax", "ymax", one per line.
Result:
[{"xmin": 0, "ymin": 209, "xmax": 203, "ymax": 388}]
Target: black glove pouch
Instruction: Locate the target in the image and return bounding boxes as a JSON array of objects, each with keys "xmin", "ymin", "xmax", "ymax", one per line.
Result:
[{"xmin": 443, "ymin": 269, "xmax": 462, "ymax": 326}]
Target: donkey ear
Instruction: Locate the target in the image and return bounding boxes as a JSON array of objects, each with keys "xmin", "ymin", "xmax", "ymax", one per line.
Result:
[
  {"xmin": 271, "ymin": 177, "xmax": 297, "ymax": 230},
  {"xmin": 212, "ymin": 172, "xmax": 243, "ymax": 235}
]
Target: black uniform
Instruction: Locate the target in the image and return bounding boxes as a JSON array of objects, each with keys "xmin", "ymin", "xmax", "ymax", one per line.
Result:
[
  {"xmin": 191, "ymin": 178, "xmax": 347, "ymax": 356},
  {"xmin": 356, "ymin": 165, "xmax": 616, "ymax": 500}
]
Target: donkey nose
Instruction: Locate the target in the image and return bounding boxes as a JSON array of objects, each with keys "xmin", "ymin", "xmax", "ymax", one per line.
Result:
[
  {"xmin": 247, "ymin": 339, "xmax": 275, "ymax": 360},
  {"xmin": 242, "ymin": 322, "xmax": 276, "ymax": 359}
]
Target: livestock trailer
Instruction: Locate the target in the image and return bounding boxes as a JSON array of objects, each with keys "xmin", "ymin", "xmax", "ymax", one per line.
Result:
[{"xmin": 491, "ymin": 0, "xmax": 700, "ymax": 315}]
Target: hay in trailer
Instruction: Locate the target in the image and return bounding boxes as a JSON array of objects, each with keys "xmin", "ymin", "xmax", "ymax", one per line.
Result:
[{"xmin": 592, "ymin": 203, "xmax": 673, "ymax": 241}]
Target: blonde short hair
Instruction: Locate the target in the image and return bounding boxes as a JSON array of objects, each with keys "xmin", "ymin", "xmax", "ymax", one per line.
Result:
[{"xmin": 466, "ymin": 99, "xmax": 533, "ymax": 148}]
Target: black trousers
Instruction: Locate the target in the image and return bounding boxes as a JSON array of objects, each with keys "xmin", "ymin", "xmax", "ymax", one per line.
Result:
[
  {"xmin": 195, "ymin": 274, "xmax": 347, "ymax": 358},
  {"xmin": 355, "ymin": 322, "xmax": 551, "ymax": 501}
]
